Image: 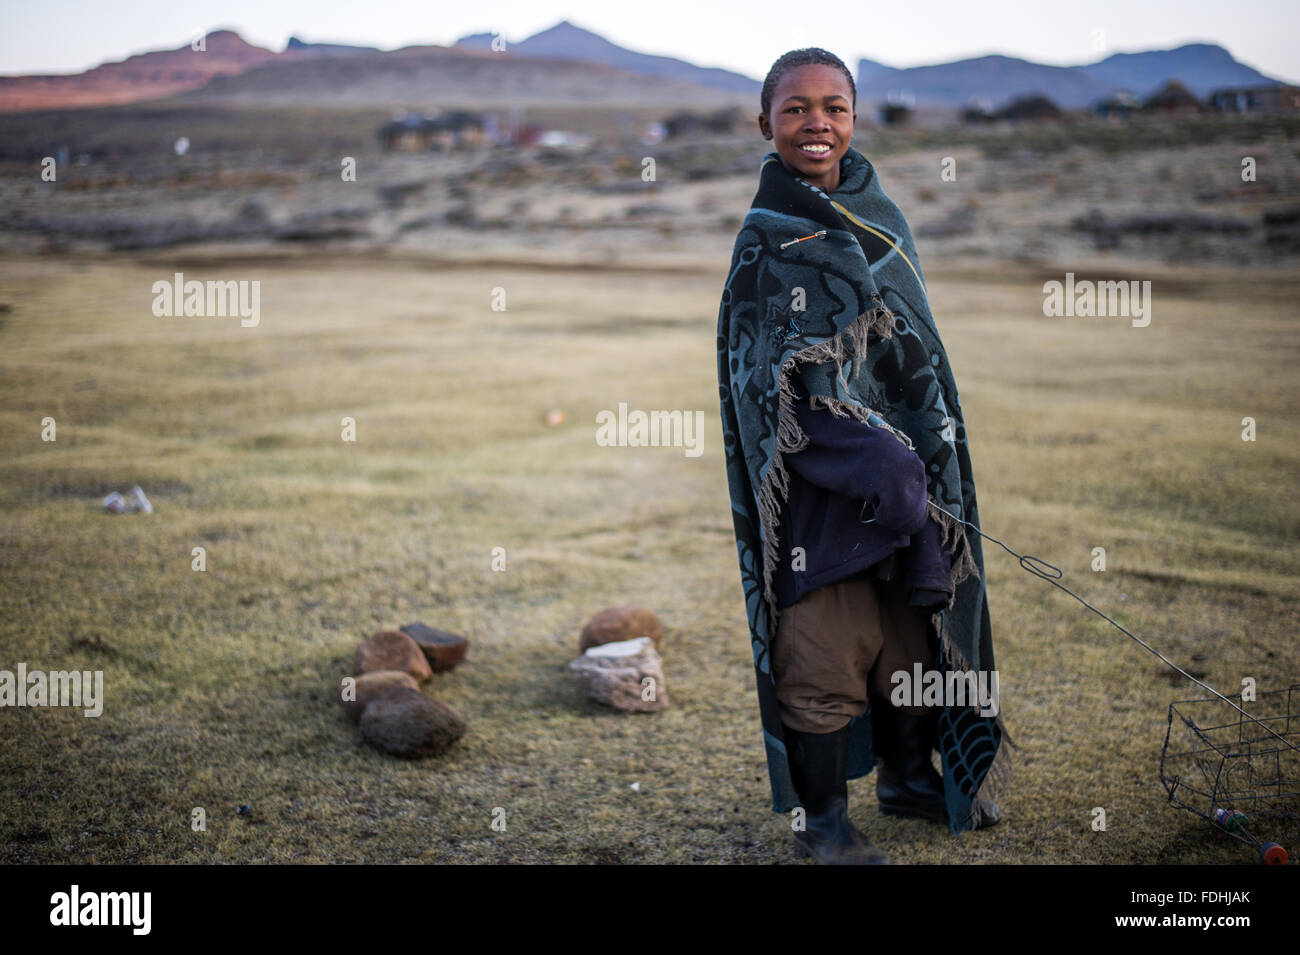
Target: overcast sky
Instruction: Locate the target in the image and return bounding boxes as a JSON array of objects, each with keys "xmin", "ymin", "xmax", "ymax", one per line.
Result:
[{"xmin": 3, "ymin": 0, "xmax": 1297, "ymax": 84}]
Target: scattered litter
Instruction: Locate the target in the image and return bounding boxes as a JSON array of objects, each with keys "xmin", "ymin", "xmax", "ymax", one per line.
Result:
[
  {"xmin": 102, "ymin": 485, "xmax": 153, "ymax": 514},
  {"xmin": 629, "ymin": 782, "xmax": 640, "ymax": 792}
]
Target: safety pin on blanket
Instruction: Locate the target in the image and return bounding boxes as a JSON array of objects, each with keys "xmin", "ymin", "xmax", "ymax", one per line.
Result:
[{"xmin": 779, "ymin": 229, "xmax": 827, "ymax": 250}]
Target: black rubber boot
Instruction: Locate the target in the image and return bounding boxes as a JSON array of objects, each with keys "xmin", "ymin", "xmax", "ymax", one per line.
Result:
[
  {"xmin": 871, "ymin": 700, "xmax": 1002, "ymax": 829},
  {"xmin": 784, "ymin": 723, "xmax": 890, "ymax": 864}
]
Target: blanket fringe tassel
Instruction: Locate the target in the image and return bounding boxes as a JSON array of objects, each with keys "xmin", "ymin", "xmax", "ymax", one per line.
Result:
[{"xmin": 757, "ymin": 300, "xmax": 898, "ymax": 634}]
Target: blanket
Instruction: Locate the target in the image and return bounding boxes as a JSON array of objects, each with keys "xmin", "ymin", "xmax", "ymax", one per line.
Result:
[{"xmin": 716, "ymin": 145, "xmax": 1010, "ymax": 832}]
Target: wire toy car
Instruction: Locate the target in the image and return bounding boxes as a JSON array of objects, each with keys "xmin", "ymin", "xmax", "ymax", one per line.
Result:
[
  {"xmin": 1160, "ymin": 684, "xmax": 1297, "ymax": 864},
  {"xmin": 928, "ymin": 500, "xmax": 1298, "ymax": 864}
]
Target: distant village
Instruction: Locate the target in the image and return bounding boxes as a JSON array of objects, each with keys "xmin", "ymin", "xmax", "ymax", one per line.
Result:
[
  {"xmin": 377, "ymin": 81, "xmax": 1300, "ymax": 153},
  {"xmin": 963, "ymin": 79, "xmax": 1300, "ymax": 123}
]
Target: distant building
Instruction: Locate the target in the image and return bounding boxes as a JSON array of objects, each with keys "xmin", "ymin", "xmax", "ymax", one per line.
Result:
[
  {"xmin": 507, "ymin": 125, "xmax": 547, "ymax": 148},
  {"xmin": 378, "ymin": 111, "xmax": 493, "ymax": 153},
  {"xmin": 662, "ymin": 108, "xmax": 740, "ymax": 138},
  {"xmin": 998, "ymin": 93, "xmax": 1063, "ymax": 122},
  {"xmin": 640, "ymin": 121, "xmax": 667, "ymax": 145},
  {"xmin": 879, "ymin": 89, "xmax": 915, "ymax": 125},
  {"xmin": 1095, "ymin": 90, "xmax": 1140, "ymax": 119},
  {"xmin": 1141, "ymin": 80, "xmax": 1205, "ymax": 114},
  {"xmin": 879, "ymin": 103, "xmax": 912, "ymax": 125},
  {"xmin": 1208, "ymin": 83, "xmax": 1300, "ymax": 114},
  {"xmin": 961, "ymin": 97, "xmax": 997, "ymax": 124},
  {"xmin": 535, "ymin": 130, "xmax": 594, "ymax": 150}
]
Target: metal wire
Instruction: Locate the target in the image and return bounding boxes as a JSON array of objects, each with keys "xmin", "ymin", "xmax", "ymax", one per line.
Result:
[{"xmin": 929, "ymin": 501, "xmax": 1300, "ymax": 754}]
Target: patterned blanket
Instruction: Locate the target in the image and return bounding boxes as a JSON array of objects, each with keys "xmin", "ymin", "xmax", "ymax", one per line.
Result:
[{"xmin": 716, "ymin": 146, "xmax": 1010, "ymax": 832}]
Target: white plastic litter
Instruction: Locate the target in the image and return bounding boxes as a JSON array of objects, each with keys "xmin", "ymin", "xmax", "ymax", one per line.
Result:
[{"xmin": 102, "ymin": 485, "xmax": 153, "ymax": 514}]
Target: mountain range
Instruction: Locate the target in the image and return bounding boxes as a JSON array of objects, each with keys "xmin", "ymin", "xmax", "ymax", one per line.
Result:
[
  {"xmin": 0, "ymin": 18, "xmax": 1286, "ymax": 114},
  {"xmin": 454, "ymin": 20, "xmax": 759, "ymax": 94},
  {"xmin": 856, "ymin": 42, "xmax": 1278, "ymax": 109}
]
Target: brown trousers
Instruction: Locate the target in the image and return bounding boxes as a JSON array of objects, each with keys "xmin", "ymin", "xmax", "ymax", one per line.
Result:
[{"xmin": 772, "ymin": 569, "xmax": 938, "ymax": 733}]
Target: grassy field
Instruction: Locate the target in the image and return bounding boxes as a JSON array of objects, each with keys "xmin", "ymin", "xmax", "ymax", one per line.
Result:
[{"xmin": 0, "ymin": 250, "xmax": 1297, "ymax": 864}]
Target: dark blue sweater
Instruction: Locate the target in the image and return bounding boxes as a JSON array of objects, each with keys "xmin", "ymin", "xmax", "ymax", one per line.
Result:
[{"xmin": 773, "ymin": 390, "xmax": 954, "ymax": 611}]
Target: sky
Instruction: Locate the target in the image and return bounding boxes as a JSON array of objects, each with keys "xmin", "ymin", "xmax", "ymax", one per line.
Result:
[{"xmin": 2, "ymin": 0, "xmax": 1298, "ymax": 84}]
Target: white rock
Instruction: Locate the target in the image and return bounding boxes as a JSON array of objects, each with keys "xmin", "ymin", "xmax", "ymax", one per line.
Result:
[{"xmin": 568, "ymin": 636, "xmax": 668, "ymax": 713}]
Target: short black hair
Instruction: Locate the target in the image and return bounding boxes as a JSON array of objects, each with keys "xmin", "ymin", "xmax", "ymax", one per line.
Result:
[{"xmin": 761, "ymin": 48, "xmax": 857, "ymax": 117}]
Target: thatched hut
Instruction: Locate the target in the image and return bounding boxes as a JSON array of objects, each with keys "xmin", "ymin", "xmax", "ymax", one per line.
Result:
[
  {"xmin": 1141, "ymin": 80, "xmax": 1205, "ymax": 114},
  {"xmin": 998, "ymin": 93, "xmax": 1063, "ymax": 122},
  {"xmin": 378, "ymin": 111, "xmax": 490, "ymax": 153}
]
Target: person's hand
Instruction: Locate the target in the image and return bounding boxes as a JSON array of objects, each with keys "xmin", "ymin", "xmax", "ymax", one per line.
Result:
[{"xmin": 863, "ymin": 445, "xmax": 928, "ymax": 535}]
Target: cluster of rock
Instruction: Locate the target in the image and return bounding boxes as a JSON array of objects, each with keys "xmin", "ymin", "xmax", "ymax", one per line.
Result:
[
  {"xmin": 568, "ymin": 606, "xmax": 668, "ymax": 713},
  {"xmin": 341, "ymin": 623, "xmax": 469, "ymax": 758}
]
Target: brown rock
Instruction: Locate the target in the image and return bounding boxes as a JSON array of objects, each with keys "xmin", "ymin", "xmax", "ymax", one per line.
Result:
[
  {"xmin": 338, "ymin": 669, "xmax": 419, "ymax": 723},
  {"xmin": 579, "ymin": 605, "xmax": 663, "ymax": 653},
  {"xmin": 400, "ymin": 622, "xmax": 469, "ymax": 673},
  {"xmin": 353, "ymin": 629, "xmax": 432, "ymax": 683},
  {"xmin": 359, "ymin": 688, "xmax": 467, "ymax": 758},
  {"xmin": 568, "ymin": 636, "xmax": 669, "ymax": 713}
]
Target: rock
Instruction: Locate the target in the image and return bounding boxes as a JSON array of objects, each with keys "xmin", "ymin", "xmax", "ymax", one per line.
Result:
[
  {"xmin": 400, "ymin": 622, "xmax": 469, "ymax": 673},
  {"xmin": 353, "ymin": 630, "xmax": 432, "ymax": 684},
  {"xmin": 579, "ymin": 605, "xmax": 663, "ymax": 653},
  {"xmin": 339, "ymin": 669, "xmax": 420, "ymax": 723},
  {"xmin": 359, "ymin": 688, "xmax": 466, "ymax": 758},
  {"xmin": 568, "ymin": 636, "xmax": 668, "ymax": 713}
]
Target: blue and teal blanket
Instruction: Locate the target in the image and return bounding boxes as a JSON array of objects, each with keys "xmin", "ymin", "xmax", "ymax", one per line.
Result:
[{"xmin": 716, "ymin": 146, "xmax": 1010, "ymax": 832}]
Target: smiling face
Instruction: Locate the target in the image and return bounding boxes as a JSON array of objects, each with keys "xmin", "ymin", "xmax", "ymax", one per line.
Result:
[{"xmin": 758, "ymin": 64, "xmax": 857, "ymax": 192}]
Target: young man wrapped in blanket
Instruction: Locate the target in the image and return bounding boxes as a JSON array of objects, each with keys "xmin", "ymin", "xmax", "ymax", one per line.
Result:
[{"xmin": 717, "ymin": 48, "xmax": 1009, "ymax": 865}]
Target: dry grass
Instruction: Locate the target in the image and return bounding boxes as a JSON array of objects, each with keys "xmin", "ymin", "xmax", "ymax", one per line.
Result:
[{"xmin": 0, "ymin": 251, "xmax": 1297, "ymax": 864}]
